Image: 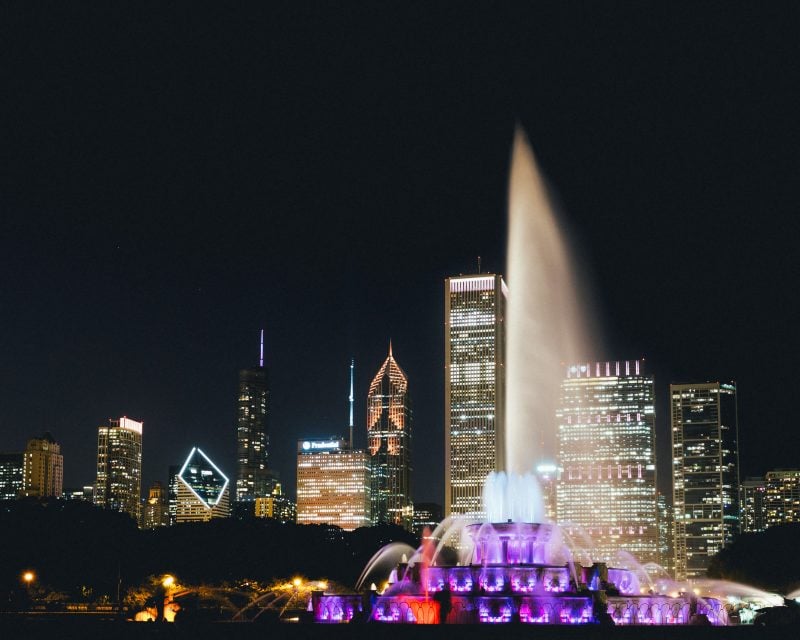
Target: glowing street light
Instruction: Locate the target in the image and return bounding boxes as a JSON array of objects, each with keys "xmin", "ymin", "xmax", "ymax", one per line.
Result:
[
  {"xmin": 22, "ymin": 571, "xmax": 35, "ymax": 585},
  {"xmin": 162, "ymin": 575, "xmax": 175, "ymax": 589},
  {"xmin": 292, "ymin": 578, "xmax": 302, "ymax": 588}
]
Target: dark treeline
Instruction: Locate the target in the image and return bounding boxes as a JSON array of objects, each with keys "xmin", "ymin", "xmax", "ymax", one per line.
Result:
[
  {"xmin": 0, "ymin": 500, "xmax": 417, "ymax": 599},
  {"xmin": 707, "ymin": 523, "xmax": 800, "ymax": 594}
]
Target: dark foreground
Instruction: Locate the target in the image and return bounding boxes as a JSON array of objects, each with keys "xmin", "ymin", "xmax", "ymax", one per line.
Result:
[{"xmin": 0, "ymin": 618, "xmax": 795, "ymax": 640}]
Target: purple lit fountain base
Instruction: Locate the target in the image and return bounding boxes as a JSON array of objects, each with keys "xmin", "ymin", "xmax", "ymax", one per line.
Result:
[{"xmin": 311, "ymin": 522, "xmax": 728, "ymax": 626}]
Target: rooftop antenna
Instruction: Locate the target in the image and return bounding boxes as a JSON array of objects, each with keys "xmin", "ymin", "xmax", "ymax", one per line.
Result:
[
  {"xmin": 259, "ymin": 329, "xmax": 264, "ymax": 367},
  {"xmin": 388, "ymin": 338, "xmax": 393, "ymax": 358},
  {"xmin": 348, "ymin": 358, "xmax": 355, "ymax": 449},
  {"xmin": 477, "ymin": 255, "xmax": 482, "ymax": 274}
]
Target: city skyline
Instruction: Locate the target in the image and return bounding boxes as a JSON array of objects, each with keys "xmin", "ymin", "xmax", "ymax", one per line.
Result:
[{"xmin": 2, "ymin": 4, "xmax": 798, "ymax": 505}]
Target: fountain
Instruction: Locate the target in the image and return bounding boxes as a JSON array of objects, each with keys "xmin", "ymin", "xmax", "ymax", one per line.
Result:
[
  {"xmin": 309, "ymin": 129, "xmax": 777, "ymax": 625},
  {"xmin": 311, "ymin": 470, "xmax": 729, "ymax": 625}
]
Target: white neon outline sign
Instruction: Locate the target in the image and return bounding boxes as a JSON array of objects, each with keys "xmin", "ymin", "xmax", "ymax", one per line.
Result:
[{"xmin": 178, "ymin": 446, "xmax": 230, "ymax": 509}]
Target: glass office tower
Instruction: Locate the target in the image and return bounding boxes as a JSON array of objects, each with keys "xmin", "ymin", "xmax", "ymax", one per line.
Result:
[
  {"xmin": 95, "ymin": 416, "xmax": 143, "ymax": 523},
  {"xmin": 367, "ymin": 344, "xmax": 412, "ymax": 529},
  {"xmin": 175, "ymin": 446, "xmax": 230, "ymax": 523},
  {"xmin": 557, "ymin": 360, "xmax": 658, "ymax": 564},
  {"xmin": 296, "ymin": 438, "xmax": 371, "ymax": 530},
  {"xmin": 236, "ymin": 331, "xmax": 271, "ymax": 502},
  {"xmin": 444, "ymin": 274, "xmax": 506, "ymax": 517},
  {"xmin": 671, "ymin": 382, "xmax": 739, "ymax": 580}
]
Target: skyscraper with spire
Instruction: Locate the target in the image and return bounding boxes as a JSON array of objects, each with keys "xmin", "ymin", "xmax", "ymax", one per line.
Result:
[
  {"xmin": 235, "ymin": 330, "xmax": 271, "ymax": 503},
  {"xmin": 367, "ymin": 342, "xmax": 412, "ymax": 529}
]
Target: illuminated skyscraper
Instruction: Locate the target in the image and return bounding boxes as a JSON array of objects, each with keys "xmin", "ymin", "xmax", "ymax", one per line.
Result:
[
  {"xmin": 556, "ymin": 360, "xmax": 658, "ymax": 565},
  {"xmin": 175, "ymin": 447, "xmax": 230, "ymax": 523},
  {"xmin": 764, "ymin": 469, "xmax": 800, "ymax": 527},
  {"xmin": 167, "ymin": 464, "xmax": 180, "ymax": 525},
  {"xmin": 444, "ymin": 273, "xmax": 506, "ymax": 517},
  {"xmin": 22, "ymin": 433, "xmax": 63, "ymax": 498},
  {"xmin": 0, "ymin": 453, "xmax": 23, "ymax": 500},
  {"xmin": 255, "ymin": 483, "xmax": 297, "ymax": 523},
  {"xmin": 142, "ymin": 481, "xmax": 169, "ymax": 529},
  {"xmin": 657, "ymin": 492, "xmax": 674, "ymax": 575},
  {"xmin": 740, "ymin": 477, "xmax": 766, "ymax": 533},
  {"xmin": 236, "ymin": 330, "xmax": 271, "ymax": 503},
  {"xmin": 95, "ymin": 416, "xmax": 143, "ymax": 522},
  {"xmin": 296, "ymin": 438, "xmax": 371, "ymax": 530},
  {"xmin": 367, "ymin": 344, "xmax": 412, "ymax": 528},
  {"xmin": 671, "ymin": 382, "xmax": 739, "ymax": 580}
]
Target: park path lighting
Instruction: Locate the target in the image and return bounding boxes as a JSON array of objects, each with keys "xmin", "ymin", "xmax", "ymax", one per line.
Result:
[{"xmin": 21, "ymin": 571, "xmax": 35, "ymax": 609}]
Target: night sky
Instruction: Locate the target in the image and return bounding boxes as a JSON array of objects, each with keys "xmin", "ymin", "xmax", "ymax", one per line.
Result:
[{"xmin": 2, "ymin": 3, "xmax": 798, "ymax": 505}]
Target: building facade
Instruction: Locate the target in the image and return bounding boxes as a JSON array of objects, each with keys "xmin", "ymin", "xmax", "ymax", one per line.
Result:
[
  {"xmin": 412, "ymin": 502, "xmax": 442, "ymax": 537},
  {"xmin": 94, "ymin": 416, "xmax": 143, "ymax": 522},
  {"xmin": 367, "ymin": 344, "xmax": 412, "ymax": 528},
  {"xmin": 764, "ymin": 469, "xmax": 800, "ymax": 527},
  {"xmin": 175, "ymin": 447, "xmax": 230, "ymax": 523},
  {"xmin": 296, "ymin": 438, "xmax": 371, "ymax": 530},
  {"xmin": 254, "ymin": 483, "xmax": 297, "ymax": 523},
  {"xmin": 444, "ymin": 273, "xmax": 506, "ymax": 517},
  {"xmin": 0, "ymin": 453, "xmax": 23, "ymax": 500},
  {"xmin": 657, "ymin": 492, "xmax": 674, "ymax": 575},
  {"xmin": 63, "ymin": 486, "xmax": 94, "ymax": 501},
  {"xmin": 671, "ymin": 382, "xmax": 739, "ymax": 580},
  {"xmin": 236, "ymin": 331, "xmax": 271, "ymax": 503},
  {"xmin": 22, "ymin": 433, "xmax": 64, "ymax": 498},
  {"xmin": 556, "ymin": 360, "xmax": 659, "ymax": 565},
  {"xmin": 142, "ymin": 481, "xmax": 170, "ymax": 528},
  {"xmin": 167, "ymin": 464, "xmax": 180, "ymax": 525},
  {"xmin": 740, "ymin": 477, "xmax": 767, "ymax": 533}
]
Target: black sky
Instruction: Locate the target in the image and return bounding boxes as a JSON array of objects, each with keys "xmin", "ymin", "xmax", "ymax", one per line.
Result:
[{"xmin": 1, "ymin": 2, "xmax": 799, "ymax": 504}]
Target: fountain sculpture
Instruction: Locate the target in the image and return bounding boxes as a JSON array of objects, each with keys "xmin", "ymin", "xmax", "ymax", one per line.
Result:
[
  {"xmin": 311, "ymin": 472, "xmax": 728, "ymax": 625},
  {"xmin": 308, "ymin": 129, "xmax": 774, "ymax": 625}
]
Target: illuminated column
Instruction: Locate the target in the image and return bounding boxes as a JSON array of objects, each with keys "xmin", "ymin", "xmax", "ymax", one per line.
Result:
[{"xmin": 444, "ymin": 274, "xmax": 507, "ymax": 517}]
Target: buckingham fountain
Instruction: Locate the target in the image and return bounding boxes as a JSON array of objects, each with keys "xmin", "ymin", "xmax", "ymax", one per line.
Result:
[{"xmin": 307, "ymin": 129, "xmax": 772, "ymax": 626}]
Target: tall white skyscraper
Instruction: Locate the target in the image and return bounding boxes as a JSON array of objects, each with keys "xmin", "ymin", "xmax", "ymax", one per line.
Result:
[
  {"xmin": 444, "ymin": 273, "xmax": 506, "ymax": 517},
  {"xmin": 556, "ymin": 360, "xmax": 659, "ymax": 564}
]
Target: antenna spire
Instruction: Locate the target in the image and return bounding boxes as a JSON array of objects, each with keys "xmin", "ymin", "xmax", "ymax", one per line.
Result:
[
  {"xmin": 348, "ymin": 358, "xmax": 354, "ymax": 449},
  {"xmin": 477, "ymin": 255, "xmax": 482, "ymax": 273},
  {"xmin": 388, "ymin": 338, "xmax": 393, "ymax": 358},
  {"xmin": 259, "ymin": 329, "xmax": 264, "ymax": 367}
]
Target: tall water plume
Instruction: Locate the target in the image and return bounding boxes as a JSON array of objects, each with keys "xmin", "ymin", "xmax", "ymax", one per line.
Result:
[{"xmin": 505, "ymin": 127, "xmax": 592, "ymax": 473}]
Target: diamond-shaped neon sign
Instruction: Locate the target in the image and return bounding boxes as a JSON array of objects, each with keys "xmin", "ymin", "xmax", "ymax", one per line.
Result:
[{"xmin": 178, "ymin": 447, "xmax": 229, "ymax": 508}]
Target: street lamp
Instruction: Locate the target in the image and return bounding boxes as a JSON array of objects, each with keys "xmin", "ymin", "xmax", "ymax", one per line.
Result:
[{"xmin": 21, "ymin": 571, "xmax": 35, "ymax": 608}]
